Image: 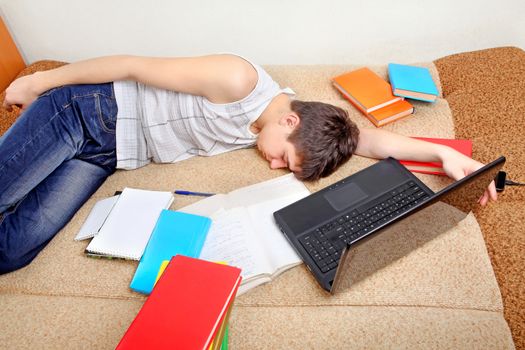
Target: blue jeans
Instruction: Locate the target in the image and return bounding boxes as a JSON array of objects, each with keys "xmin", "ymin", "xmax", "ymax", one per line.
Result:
[{"xmin": 0, "ymin": 83, "xmax": 117, "ymax": 273}]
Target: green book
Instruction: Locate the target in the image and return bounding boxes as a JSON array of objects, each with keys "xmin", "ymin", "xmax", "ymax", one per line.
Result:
[{"xmin": 221, "ymin": 326, "xmax": 229, "ymax": 350}]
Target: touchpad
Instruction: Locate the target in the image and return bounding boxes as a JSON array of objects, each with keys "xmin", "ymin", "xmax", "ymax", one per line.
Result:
[{"xmin": 324, "ymin": 182, "xmax": 368, "ymax": 211}]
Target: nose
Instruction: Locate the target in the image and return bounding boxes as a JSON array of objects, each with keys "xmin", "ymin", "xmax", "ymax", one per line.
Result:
[{"xmin": 270, "ymin": 158, "xmax": 287, "ymax": 169}]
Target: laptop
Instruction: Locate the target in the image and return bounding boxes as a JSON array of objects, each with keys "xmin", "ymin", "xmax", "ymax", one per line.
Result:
[{"xmin": 273, "ymin": 156, "xmax": 505, "ymax": 293}]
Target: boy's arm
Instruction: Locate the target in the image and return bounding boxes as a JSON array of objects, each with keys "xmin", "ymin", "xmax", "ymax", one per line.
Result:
[
  {"xmin": 3, "ymin": 54, "xmax": 257, "ymax": 111},
  {"xmin": 355, "ymin": 128, "xmax": 497, "ymax": 205}
]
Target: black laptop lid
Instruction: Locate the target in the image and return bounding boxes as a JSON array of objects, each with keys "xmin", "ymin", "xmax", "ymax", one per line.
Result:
[{"xmin": 330, "ymin": 156, "xmax": 506, "ymax": 294}]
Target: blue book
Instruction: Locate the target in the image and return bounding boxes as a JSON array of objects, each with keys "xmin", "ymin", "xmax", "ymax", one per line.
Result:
[
  {"xmin": 388, "ymin": 63, "xmax": 439, "ymax": 102},
  {"xmin": 130, "ymin": 209, "xmax": 211, "ymax": 294}
]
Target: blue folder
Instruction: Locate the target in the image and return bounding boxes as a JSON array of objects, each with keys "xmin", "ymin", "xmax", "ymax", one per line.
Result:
[{"xmin": 130, "ymin": 209, "xmax": 211, "ymax": 294}]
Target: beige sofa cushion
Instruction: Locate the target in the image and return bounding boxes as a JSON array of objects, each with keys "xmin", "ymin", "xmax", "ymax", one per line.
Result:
[{"xmin": 0, "ymin": 63, "xmax": 514, "ymax": 349}]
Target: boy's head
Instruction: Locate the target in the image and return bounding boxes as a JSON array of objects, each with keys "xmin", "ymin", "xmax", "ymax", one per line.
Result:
[
  {"xmin": 289, "ymin": 100, "xmax": 360, "ymax": 180},
  {"xmin": 256, "ymin": 100, "xmax": 359, "ymax": 181}
]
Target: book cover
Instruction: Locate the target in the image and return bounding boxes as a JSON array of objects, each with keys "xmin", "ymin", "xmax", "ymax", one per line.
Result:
[
  {"xmin": 367, "ymin": 99, "xmax": 414, "ymax": 127},
  {"xmin": 399, "ymin": 137, "xmax": 473, "ymax": 175},
  {"xmin": 332, "ymin": 67, "xmax": 402, "ymax": 114},
  {"xmin": 130, "ymin": 209, "xmax": 212, "ymax": 294},
  {"xmin": 85, "ymin": 188, "xmax": 174, "ymax": 260},
  {"xmin": 117, "ymin": 255, "xmax": 242, "ymax": 350},
  {"xmin": 154, "ymin": 260, "xmax": 171, "ymax": 285},
  {"xmin": 152, "ymin": 260, "xmax": 230, "ymax": 350},
  {"xmin": 388, "ymin": 63, "xmax": 439, "ymax": 102},
  {"xmin": 75, "ymin": 194, "xmax": 120, "ymax": 241}
]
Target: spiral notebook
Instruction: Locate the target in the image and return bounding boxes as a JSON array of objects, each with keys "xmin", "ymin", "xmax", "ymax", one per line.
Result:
[{"xmin": 85, "ymin": 188, "xmax": 174, "ymax": 260}]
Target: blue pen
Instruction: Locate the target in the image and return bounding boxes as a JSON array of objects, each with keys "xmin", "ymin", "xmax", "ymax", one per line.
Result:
[{"xmin": 174, "ymin": 190, "xmax": 215, "ymax": 197}]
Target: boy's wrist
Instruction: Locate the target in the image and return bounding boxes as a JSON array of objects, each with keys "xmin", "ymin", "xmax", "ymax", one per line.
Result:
[
  {"xmin": 436, "ymin": 144, "xmax": 454, "ymax": 163},
  {"xmin": 33, "ymin": 71, "xmax": 55, "ymax": 94}
]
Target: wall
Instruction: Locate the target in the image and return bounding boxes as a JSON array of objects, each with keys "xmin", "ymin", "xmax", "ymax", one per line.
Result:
[{"xmin": 0, "ymin": 0, "xmax": 524, "ymax": 65}]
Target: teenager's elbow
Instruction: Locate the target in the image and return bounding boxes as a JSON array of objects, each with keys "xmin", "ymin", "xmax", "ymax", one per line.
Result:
[{"xmin": 121, "ymin": 55, "xmax": 149, "ymax": 82}]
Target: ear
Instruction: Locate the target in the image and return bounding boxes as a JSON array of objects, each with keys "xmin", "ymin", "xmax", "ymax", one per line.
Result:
[{"xmin": 279, "ymin": 112, "xmax": 300, "ymax": 130}]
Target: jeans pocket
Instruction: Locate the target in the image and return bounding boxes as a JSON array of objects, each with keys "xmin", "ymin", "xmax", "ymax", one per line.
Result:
[
  {"xmin": 95, "ymin": 94, "xmax": 117, "ymax": 134},
  {"xmin": 79, "ymin": 149, "xmax": 117, "ymax": 168}
]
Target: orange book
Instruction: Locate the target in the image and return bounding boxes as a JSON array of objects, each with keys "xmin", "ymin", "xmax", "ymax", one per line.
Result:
[
  {"xmin": 399, "ymin": 137, "xmax": 473, "ymax": 175},
  {"xmin": 368, "ymin": 99, "xmax": 414, "ymax": 127},
  {"xmin": 332, "ymin": 67, "xmax": 402, "ymax": 114}
]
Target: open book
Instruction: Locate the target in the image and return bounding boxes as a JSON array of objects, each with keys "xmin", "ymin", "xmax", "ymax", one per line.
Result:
[{"xmin": 179, "ymin": 174, "xmax": 310, "ymax": 295}]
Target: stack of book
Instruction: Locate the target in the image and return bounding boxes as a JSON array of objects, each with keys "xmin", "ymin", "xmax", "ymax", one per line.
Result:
[
  {"xmin": 117, "ymin": 255, "xmax": 242, "ymax": 350},
  {"xmin": 332, "ymin": 63, "xmax": 438, "ymax": 127}
]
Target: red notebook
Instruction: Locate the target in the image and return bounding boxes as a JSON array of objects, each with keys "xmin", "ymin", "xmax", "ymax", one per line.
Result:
[
  {"xmin": 399, "ymin": 137, "xmax": 473, "ymax": 175},
  {"xmin": 116, "ymin": 255, "xmax": 242, "ymax": 350}
]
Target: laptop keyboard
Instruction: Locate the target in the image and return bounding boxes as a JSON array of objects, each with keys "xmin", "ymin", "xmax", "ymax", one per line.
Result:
[{"xmin": 298, "ymin": 181, "xmax": 430, "ymax": 273}]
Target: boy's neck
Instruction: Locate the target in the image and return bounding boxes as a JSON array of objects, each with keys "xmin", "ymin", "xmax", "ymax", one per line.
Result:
[{"xmin": 250, "ymin": 93, "xmax": 292, "ymax": 134}]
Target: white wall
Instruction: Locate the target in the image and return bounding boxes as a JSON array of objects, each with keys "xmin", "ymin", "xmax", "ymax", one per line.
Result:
[{"xmin": 1, "ymin": 0, "xmax": 524, "ymax": 65}]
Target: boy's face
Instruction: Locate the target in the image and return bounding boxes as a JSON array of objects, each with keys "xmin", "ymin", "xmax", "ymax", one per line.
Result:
[{"xmin": 256, "ymin": 121, "xmax": 301, "ymax": 174}]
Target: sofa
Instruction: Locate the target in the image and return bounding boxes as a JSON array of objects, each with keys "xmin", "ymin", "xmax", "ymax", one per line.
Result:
[{"xmin": 1, "ymin": 41, "xmax": 523, "ymax": 348}]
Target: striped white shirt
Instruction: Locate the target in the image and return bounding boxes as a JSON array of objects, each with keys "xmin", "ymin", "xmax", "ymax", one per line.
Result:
[{"xmin": 113, "ymin": 56, "xmax": 295, "ymax": 169}]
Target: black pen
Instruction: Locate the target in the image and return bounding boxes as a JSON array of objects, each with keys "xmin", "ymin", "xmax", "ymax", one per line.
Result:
[{"xmin": 174, "ymin": 190, "xmax": 215, "ymax": 197}]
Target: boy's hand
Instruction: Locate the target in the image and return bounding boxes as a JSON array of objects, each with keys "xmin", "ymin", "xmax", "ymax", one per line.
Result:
[
  {"xmin": 2, "ymin": 72, "xmax": 46, "ymax": 112},
  {"xmin": 441, "ymin": 150, "xmax": 497, "ymax": 206}
]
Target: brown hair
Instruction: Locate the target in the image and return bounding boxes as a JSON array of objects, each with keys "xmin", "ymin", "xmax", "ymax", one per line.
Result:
[{"xmin": 288, "ymin": 100, "xmax": 359, "ymax": 181}]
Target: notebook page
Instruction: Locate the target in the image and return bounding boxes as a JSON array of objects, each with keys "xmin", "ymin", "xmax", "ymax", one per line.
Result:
[
  {"xmin": 246, "ymin": 191, "xmax": 309, "ymax": 271},
  {"xmin": 179, "ymin": 174, "xmax": 307, "ymax": 216},
  {"xmin": 85, "ymin": 188, "xmax": 173, "ymax": 260},
  {"xmin": 178, "ymin": 194, "xmax": 227, "ymax": 217},
  {"xmin": 199, "ymin": 208, "xmax": 270, "ymax": 279},
  {"xmin": 225, "ymin": 173, "xmax": 308, "ymax": 209}
]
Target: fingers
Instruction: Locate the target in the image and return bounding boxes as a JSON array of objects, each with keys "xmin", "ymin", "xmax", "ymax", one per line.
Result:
[
  {"xmin": 2, "ymin": 100, "xmax": 13, "ymax": 112},
  {"xmin": 1, "ymin": 99, "xmax": 21, "ymax": 113},
  {"xmin": 479, "ymin": 193, "xmax": 488, "ymax": 206},
  {"xmin": 488, "ymin": 180, "xmax": 498, "ymax": 201},
  {"xmin": 478, "ymin": 185, "xmax": 498, "ymax": 207},
  {"xmin": 2, "ymin": 92, "xmax": 15, "ymax": 111}
]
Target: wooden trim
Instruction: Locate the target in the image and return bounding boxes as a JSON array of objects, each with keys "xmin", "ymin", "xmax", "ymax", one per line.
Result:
[{"xmin": 0, "ymin": 17, "xmax": 26, "ymax": 91}]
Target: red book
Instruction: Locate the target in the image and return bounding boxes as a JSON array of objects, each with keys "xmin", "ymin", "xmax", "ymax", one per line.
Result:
[
  {"xmin": 399, "ymin": 137, "xmax": 473, "ymax": 175},
  {"xmin": 117, "ymin": 255, "xmax": 242, "ymax": 350},
  {"xmin": 399, "ymin": 137, "xmax": 472, "ymax": 175}
]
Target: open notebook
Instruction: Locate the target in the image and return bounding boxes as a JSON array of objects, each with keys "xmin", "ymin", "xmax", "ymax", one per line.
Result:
[
  {"xmin": 85, "ymin": 188, "xmax": 174, "ymax": 260},
  {"xmin": 180, "ymin": 173, "xmax": 310, "ymax": 294}
]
